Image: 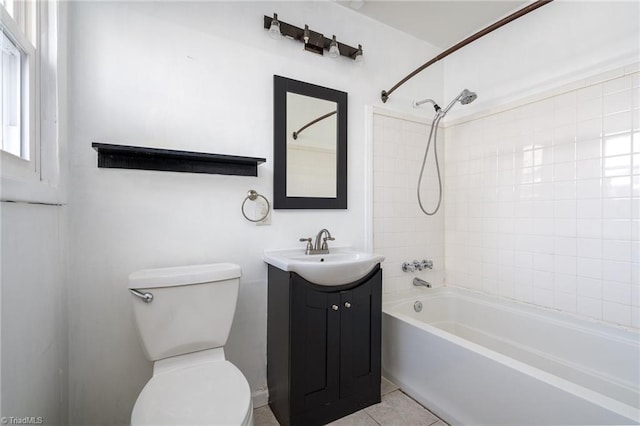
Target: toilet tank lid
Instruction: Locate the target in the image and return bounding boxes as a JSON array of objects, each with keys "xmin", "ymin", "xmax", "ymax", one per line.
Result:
[{"xmin": 129, "ymin": 263, "xmax": 241, "ymax": 289}]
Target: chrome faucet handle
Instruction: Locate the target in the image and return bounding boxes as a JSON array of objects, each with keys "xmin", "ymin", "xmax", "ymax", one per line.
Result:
[
  {"xmin": 299, "ymin": 237, "xmax": 313, "ymax": 254},
  {"xmin": 422, "ymin": 259, "xmax": 434, "ymax": 269},
  {"xmin": 413, "ymin": 260, "xmax": 423, "ymax": 271},
  {"xmin": 321, "ymin": 236, "xmax": 336, "ymax": 250},
  {"xmin": 402, "ymin": 262, "xmax": 415, "ymax": 272}
]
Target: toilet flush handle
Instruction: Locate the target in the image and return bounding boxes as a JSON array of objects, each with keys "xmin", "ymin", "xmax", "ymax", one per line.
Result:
[{"xmin": 129, "ymin": 288, "xmax": 154, "ymax": 303}]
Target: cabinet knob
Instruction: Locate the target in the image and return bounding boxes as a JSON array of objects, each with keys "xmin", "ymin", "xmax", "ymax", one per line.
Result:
[
  {"xmin": 331, "ymin": 304, "xmax": 339, "ymax": 311},
  {"xmin": 344, "ymin": 302, "xmax": 351, "ymax": 308}
]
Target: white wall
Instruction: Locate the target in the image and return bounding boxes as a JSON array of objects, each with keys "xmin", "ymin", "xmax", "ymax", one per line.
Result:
[
  {"xmin": 1, "ymin": 203, "xmax": 68, "ymax": 425},
  {"xmin": 440, "ymin": 0, "xmax": 639, "ymax": 326},
  {"xmin": 66, "ymin": 1, "xmax": 440, "ymax": 423},
  {"xmin": 443, "ymin": 0, "xmax": 640, "ymax": 120}
]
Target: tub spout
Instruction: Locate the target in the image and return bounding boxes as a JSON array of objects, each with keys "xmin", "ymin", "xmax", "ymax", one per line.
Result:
[{"xmin": 413, "ymin": 277, "xmax": 431, "ymax": 288}]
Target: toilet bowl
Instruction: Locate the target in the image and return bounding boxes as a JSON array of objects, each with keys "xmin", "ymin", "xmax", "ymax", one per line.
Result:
[{"xmin": 128, "ymin": 263, "xmax": 253, "ymax": 425}]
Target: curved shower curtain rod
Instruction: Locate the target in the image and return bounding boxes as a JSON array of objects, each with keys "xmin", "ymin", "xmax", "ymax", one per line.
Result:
[
  {"xmin": 292, "ymin": 110, "xmax": 337, "ymax": 140},
  {"xmin": 380, "ymin": 0, "xmax": 554, "ymax": 103}
]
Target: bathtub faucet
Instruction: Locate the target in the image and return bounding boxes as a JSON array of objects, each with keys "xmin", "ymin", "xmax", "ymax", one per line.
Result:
[{"xmin": 413, "ymin": 277, "xmax": 432, "ymax": 288}]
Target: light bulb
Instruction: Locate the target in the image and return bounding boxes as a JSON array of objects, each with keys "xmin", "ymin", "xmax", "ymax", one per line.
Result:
[
  {"xmin": 269, "ymin": 14, "xmax": 282, "ymax": 40},
  {"xmin": 354, "ymin": 45, "xmax": 364, "ymax": 65},
  {"xmin": 303, "ymin": 25, "xmax": 310, "ymax": 44},
  {"xmin": 328, "ymin": 35, "xmax": 340, "ymax": 59}
]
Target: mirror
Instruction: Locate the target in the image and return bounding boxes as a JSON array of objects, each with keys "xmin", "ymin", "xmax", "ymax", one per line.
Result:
[{"xmin": 273, "ymin": 75, "xmax": 347, "ymax": 209}]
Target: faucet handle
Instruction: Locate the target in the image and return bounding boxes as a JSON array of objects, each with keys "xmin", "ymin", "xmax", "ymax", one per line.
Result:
[
  {"xmin": 299, "ymin": 237, "xmax": 313, "ymax": 254},
  {"xmin": 321, "ymin": 236, "xmax": 336, "ymax": 250}
]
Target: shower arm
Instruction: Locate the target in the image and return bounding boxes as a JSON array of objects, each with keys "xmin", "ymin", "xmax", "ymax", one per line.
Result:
[{"xmin": 380, "ymin": 0, "xmax": 553, "ymax": 103}]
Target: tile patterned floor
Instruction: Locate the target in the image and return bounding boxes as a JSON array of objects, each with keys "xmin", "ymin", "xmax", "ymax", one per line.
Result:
[{"xmin": 253, "ymin": 378, "xmax": 448, "ymax": 426}]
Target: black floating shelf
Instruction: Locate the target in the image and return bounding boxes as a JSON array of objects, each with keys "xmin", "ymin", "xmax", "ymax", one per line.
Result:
[{"xmin": 92, "ymin": 143, "xmax": 266, "ymax": 177}]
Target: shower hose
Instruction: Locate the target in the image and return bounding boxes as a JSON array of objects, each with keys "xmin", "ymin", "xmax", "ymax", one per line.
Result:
[{"xmin": 417, "ymin": 112, "xmax": 444, "ymax": 216}]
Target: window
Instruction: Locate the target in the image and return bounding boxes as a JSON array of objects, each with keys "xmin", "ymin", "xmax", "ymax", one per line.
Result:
[{"xmin": 0, "ymin": 0, "xmax": 37, "ymax": 176}]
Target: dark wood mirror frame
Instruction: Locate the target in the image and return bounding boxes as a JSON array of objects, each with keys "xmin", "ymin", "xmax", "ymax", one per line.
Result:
[{"xmin": 273, "ymin": 75, "xmax": 347, "ymax": 209}]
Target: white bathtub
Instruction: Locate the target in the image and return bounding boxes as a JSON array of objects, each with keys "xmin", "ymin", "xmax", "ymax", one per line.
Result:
[{"xmin": 382, "ymin": 286, "xmax": 640, "ymax": 425}]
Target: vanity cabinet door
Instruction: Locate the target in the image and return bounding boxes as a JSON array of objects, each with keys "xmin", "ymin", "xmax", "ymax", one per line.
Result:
[
  {"xmin": 290, "ymin": 284, "xmax": 341, "ymax": 410},
  {"xmin": 339, "ymin": 269, "xmax": 382, "ymax": 401}
]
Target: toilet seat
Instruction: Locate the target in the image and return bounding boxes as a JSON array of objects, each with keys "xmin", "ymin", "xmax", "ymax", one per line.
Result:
[{"xmin": 131, "ymin": 360, "xmax": 252, "ymax": 425}]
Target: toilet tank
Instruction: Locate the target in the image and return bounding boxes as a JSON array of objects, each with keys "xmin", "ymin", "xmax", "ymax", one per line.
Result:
[{"xmin": 128, "ymin": 263, "xmax": 241, "ymax": 361}]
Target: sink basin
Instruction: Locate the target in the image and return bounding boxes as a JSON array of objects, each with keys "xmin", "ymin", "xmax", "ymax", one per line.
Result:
[{"xmin": 263, "ymin": 247, "xmax": 385, "ymax": 286}]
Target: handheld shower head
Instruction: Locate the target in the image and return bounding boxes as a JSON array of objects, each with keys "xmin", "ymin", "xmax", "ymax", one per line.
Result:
[
  {"xmin": 459, "ymin": 89, "xmax": 477, "ymax": 105},
  {"xmin": 441, "ymin": 88, "xmax": 477, "ymax": 114}
]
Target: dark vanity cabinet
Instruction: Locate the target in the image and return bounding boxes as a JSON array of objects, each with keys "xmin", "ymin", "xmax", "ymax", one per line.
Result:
[{"xmin": 267, "ymin": 264, "xmax": 382, "ymax": 426}]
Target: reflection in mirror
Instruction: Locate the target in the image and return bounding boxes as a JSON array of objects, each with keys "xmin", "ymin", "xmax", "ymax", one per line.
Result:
[
  {"xmin": 286, "ymin": 93, "xmax": 337, "ymax": 198},
  {"xmin": 274, "ymin": 75, "xmax": 347, "ymax": 209}
]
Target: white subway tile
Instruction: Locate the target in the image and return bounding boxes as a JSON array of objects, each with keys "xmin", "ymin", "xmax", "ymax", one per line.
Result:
[
  {"xmin": 554, "ymin": 292, "xmax": 577, "ymax": 313},
  {"xmin": 603, "ymin": 219, "xmax": 632, "ymax": 240},
  {"xmin": 532, "ymin": 218, "xmax": 554, "ymax": 236},
  {"xmin": 554, "ymin": 181, "xmax": 577, "ymax": 200},
  {"xmin": 577, "ymin": 119, "xmax": 602, "ymax": 142},
  {"xmin": 603, "ymin": 176, "xmax": 632, "ymax": 198},
  {"xmin": 555, "ymin": 273, "xmax": 577, "ymax": 294},
  {"xmin": 576, "ymin": 84, "xmax": 602, "ymax": 102},
  {"xmin": 576, "ymin": 199, "xmax": 602, "ymax": 218},
  {"xmin": 554, "ymin": 218, "xmax": 577, "ymax": 237},
  {"xmin": 577, "ymin": 98, "xmax": 603, "ymax": 122},
  {"xmin": 604, "ymin": 111, "xmax": 632, "ymax": 136},
  {"xmin": 553, "ymin": 143, "xmax": 576, "ymax": 163},
  {"xmin": 577, "ymin": 296, "xmax": 602, "ymax": 319},
  {"xmin": 602, "ymin": 301, "xmax": 632, "ymax": 326},
  {"xmin": 604, "ymin": 90, "xmax": 633, "ymax": 115},
  {"xmin": 602, "ymin": 260, "xmax": 632, "ymax": 283},
  {"xmin": 577, "ymin": 257, "xmax": 602, "ymax": 279},
  {"xmin": 576, "ymin": 178, "xmax": 602, "ymax": 199},
  {"xmin": 577, "ymin": 219, "xmax": 602, "ymax": 238},
  {"xmin": 555, "ymin": 255, "xmax": 577, "ymax": 275},
  {"xmin": 554, "ymin": 237, "xmax": 577, "ymax": 256},
  {"xmin": 577, "ymin": 276, "xmax": 603, "ymax": 298},
  {"xmin": 603, "ymin": 198, "xmax": 632, "ymax": 219},
  {"xmin": 604, "ymin": 133, "xmax": 632, "ymax": 156},
  {"xmin": 533, "ymin": 287, "xmax": 554, "ymax": 307},
  {"xmin": 576, "ymin": 138, "xmax": 602, "ymax": 160},
  {"xmin": 576, "ymin": 158, "xmax": 602, "ymax": 179},
  {"xmin": 533, "ymin": 270, "xmax": 554, "ymax": 289},
  {"xmin": 603, "ymin": 281, "xmax": 632, "ymax": 304},
  {"xmin": 603, "ymin": 75, "xmax": 633, "ymax": 95},
  {"xmin": 577, "ymin": 238, "xmax": 602, "ymax": 259},
  {"xmin": 554, "ymin": 200, "xmax": 577, "ymax": 218},
  {"xmin": 533, "ymin": 252, "xmax": 555, "ymax": 271},
  {"xmin": 602, "ymin": 239, "xmax": 633, "ymax": 262},
  {"xmin": 531, "ymin": 236, "xmax": 555, "ymax": 254}
]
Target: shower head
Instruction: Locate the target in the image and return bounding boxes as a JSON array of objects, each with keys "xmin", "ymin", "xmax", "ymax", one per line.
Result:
[
  {"xmin": 441, "ymin": 88, "xmax": 477, "ymax": 114},
  {"xmin": 413, "ymin": 89, "xmax": 477, "ymax": 116},
  {"xmin": 459, "ymin": 89, "xmax": 477, "ymax": 105}
]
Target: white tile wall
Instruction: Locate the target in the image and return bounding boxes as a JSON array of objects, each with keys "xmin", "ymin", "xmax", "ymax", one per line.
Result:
[
  {"xmin": 444, "ymin": 71, "xmax": 640, "ymax": 328},
  {"xmin": 373, "ymin": 113, "xmax": 444, "ymax": 293}
]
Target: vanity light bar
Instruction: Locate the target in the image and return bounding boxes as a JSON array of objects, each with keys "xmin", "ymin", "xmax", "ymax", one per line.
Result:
[{"xmin": 264, "ymin": 14, "xmax": 363, "ymax": 61}]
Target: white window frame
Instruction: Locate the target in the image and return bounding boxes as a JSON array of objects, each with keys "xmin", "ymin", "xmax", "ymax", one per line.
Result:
[
  {"xmin": 0, "ymin": 1, "xmax": 62, "ymax": 205},
  {"xmin": 0, "ymin": 1, "xmax": 38, "ymax": 181}
]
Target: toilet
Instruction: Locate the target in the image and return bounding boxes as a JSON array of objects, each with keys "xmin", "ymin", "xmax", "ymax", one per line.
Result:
[{"xmin": 128, "ymin": 263, "xmax": 253, "ymax": 425}]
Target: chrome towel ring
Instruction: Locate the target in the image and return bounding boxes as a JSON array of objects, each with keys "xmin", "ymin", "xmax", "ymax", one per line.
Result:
[{"xmin": 242, "ymin": 190, "xmax": 270, "ymax": 223}]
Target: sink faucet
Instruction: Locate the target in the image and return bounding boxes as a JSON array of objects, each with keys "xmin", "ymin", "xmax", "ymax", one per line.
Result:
[
  {"xmin": 314, "ymin": 229, "xmax": 335, "ymax": 254},
  {"xmin": 299, "ymin": 229, "xmax": 335, "ymax": 255}
]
